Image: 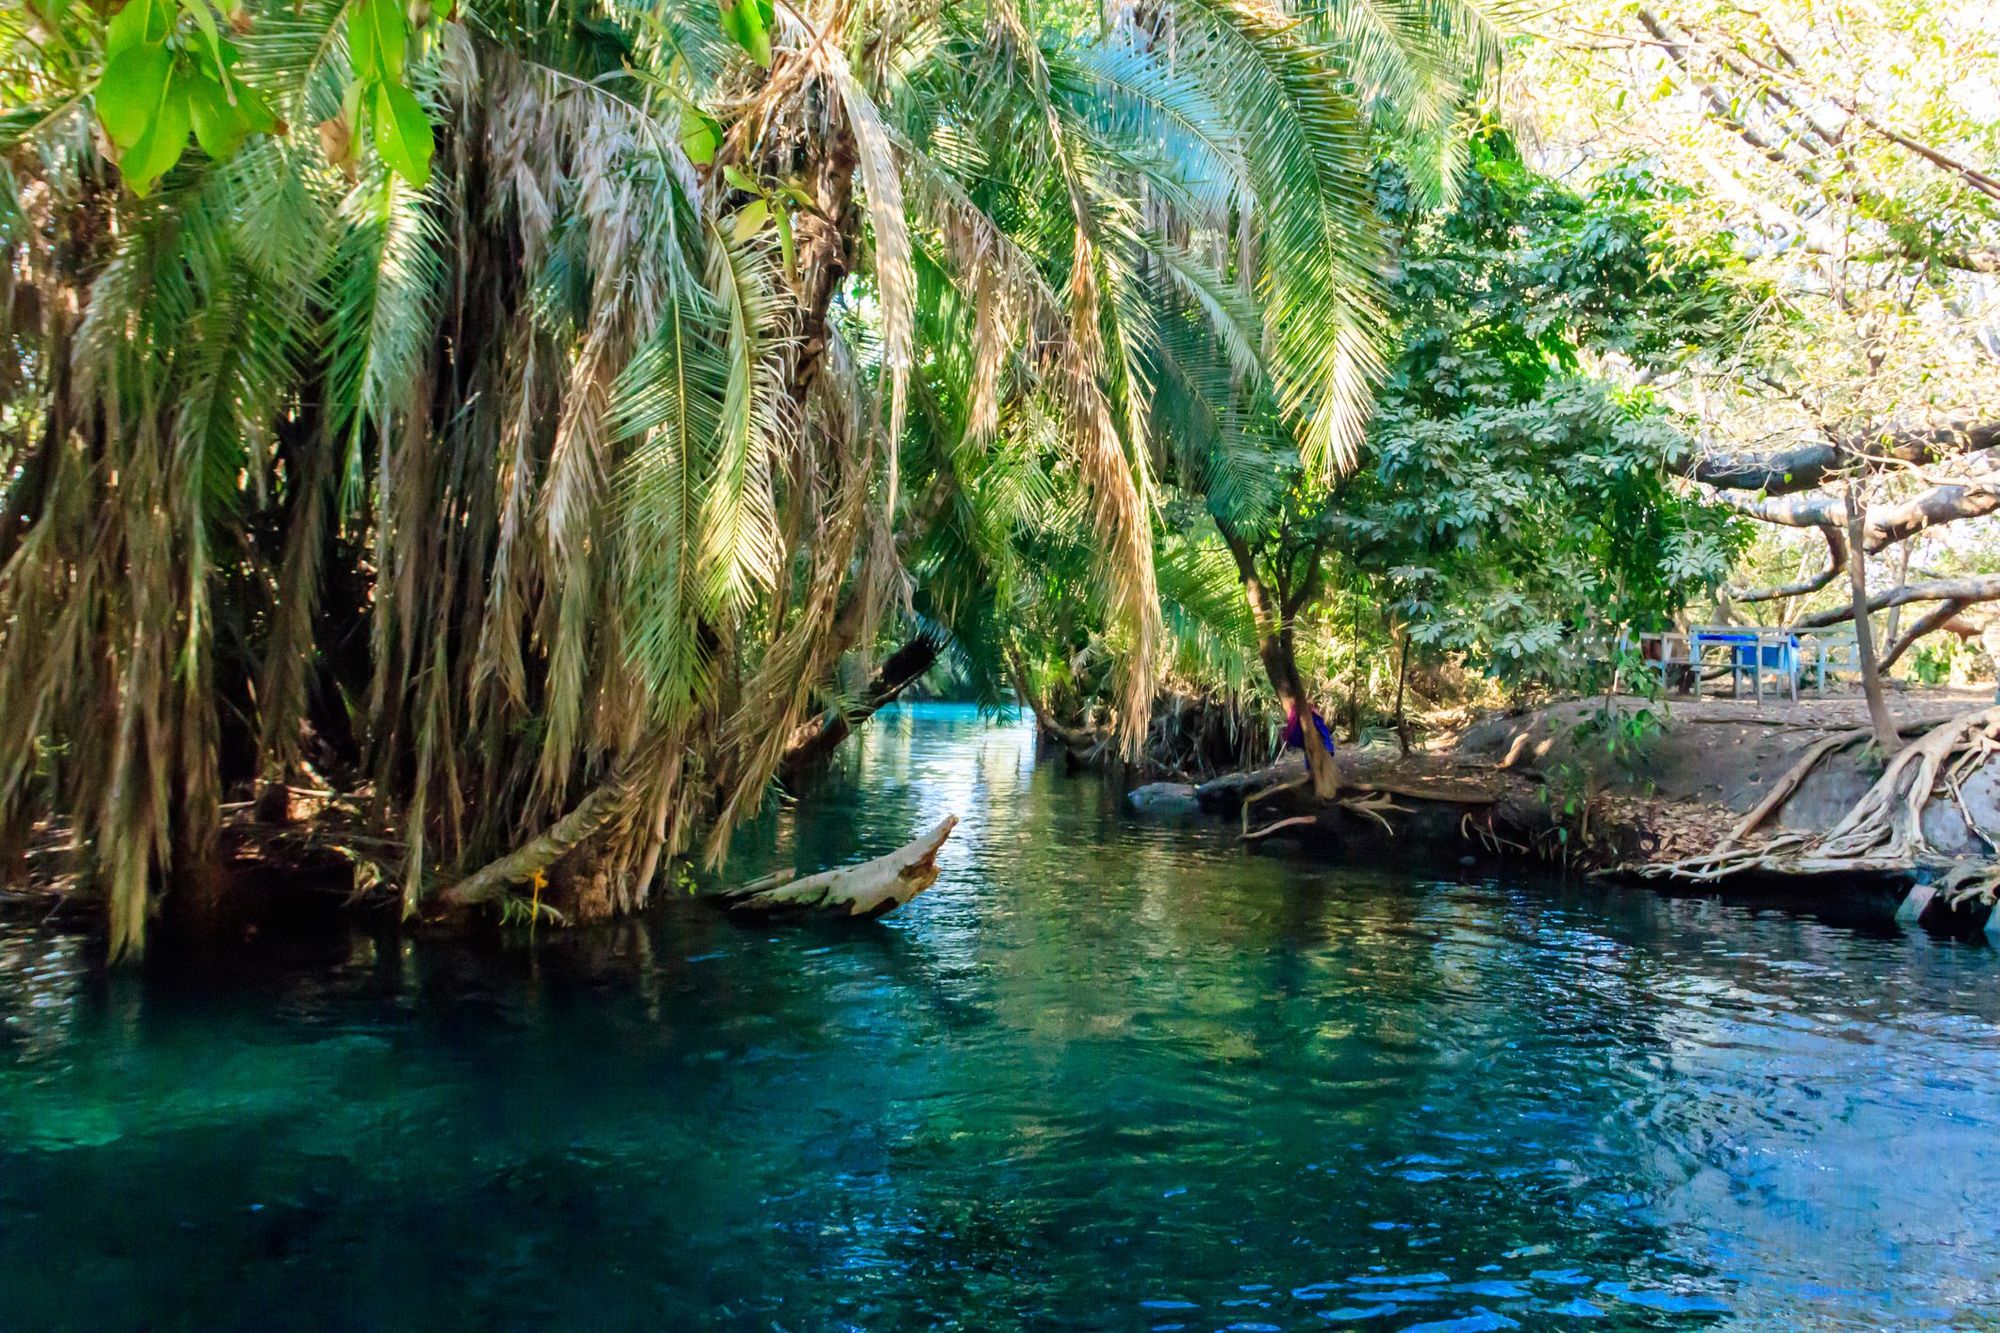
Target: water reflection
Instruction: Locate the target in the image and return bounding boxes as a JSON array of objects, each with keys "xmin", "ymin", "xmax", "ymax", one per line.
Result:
[{"xmin": 2, "ymin": 704, "xmax": 1999, "ymax": 1330}]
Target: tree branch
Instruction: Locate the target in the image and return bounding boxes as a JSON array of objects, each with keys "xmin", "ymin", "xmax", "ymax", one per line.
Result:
[
  {"xmin": 1634, "ymin": 10, "xmax": 2000, "ymax": 268},
  {"xmin": 1729, "ymin": 523, "xmax": 1844, "ymax": 603},
  {"xmin": 1882, "ymin": 600, "xmax": 1969, "ymax": 669},
  {"xmin": 1684, "ymin": 420, "xmax": 2000, "ymax": 496},
  {"xmin": 779, "ymin": 633, "xmax": 942, "ymax": 776},
  {"xmin": 1797, "ymin": 573, "xmax": 2000, "ymax": 628},
  {"xmin": 1706, "ymin": 448, "xmax": 2000, "ymax": 552}
]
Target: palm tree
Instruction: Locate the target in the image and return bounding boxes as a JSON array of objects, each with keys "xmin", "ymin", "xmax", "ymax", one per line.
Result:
[{"xmin": 0, "ymin": 0, "xmax": 1499, "ymax": 956}]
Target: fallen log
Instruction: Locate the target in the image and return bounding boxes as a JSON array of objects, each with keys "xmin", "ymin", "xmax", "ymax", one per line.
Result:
[{"xmin": 717, "ymin": 816, "xmax": 958, "ymax": 918}]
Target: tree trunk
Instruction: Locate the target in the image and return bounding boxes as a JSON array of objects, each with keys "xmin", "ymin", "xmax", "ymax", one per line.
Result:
[
  {"xmin": 437, "ymin": 780, "xmax": 628, "ymax": 911},
  {"xmin": 779, "ymin": 634, "xmax": 940, "ymax": 778},
  {"xmin": 1220, "ymin": 523, "xmax": 1340, "ymax": 800},
  {"xmin": 1392, "ymin": 627, "xmax": 1412, "ymax": 755},
  {"xmin": 1257, "ymin": 628, "xmax": 1340, "ymax": 799},
  {"xmin": 1882, "ymin": 539, "xmax": 1914, "ymax": 646},
  {"xmin": 718, "ymin": 816, "xmax": 957, "ymax": 917},
  {"xmin": 1007, "ymin": 649, "xmax": 1100, "ymax": 753},
  {"xmin": 1845, "ymin": 483, "xmax": 1900, "ymax": 753}
]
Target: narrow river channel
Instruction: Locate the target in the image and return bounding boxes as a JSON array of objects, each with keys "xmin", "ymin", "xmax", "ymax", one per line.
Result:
[{"xmin": 3, "ymin": 703, "xmax": 1998, "ymax": 1329}]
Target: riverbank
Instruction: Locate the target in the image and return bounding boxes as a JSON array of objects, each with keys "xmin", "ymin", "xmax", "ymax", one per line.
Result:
[
  {"xmin": 1126, "ymin": 686, "xmax": 2000, "ymax": 934},
  {"xmin": 11, "ymin": 688, "xmax": 2000, "ymax": 951}
]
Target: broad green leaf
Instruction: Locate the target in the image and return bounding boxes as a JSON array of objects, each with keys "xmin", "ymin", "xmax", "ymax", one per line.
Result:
[
  {"xmin": 187, "ymin": 72, "xmax": 251, "ymax": 159},
  {"xmin": 234, "ymin": 80, "xmax": 277, "ymax": 135},
  {"xmin": 106, "ymin": 0, "xmax": 168, "ymax": 57},
  {"xmin": 363, "ymin": 0, "xmax": 408, "ymax": 80},
  {"xmin": 730, "ymin": 197, "xmax": 768, "ymax": 244},
  {"xmin": 716, "ymin": 0, "xmax": 771, "ymax": 68},
  {"xmin": 347, "ymin": 0, "xmax": 406, "ymax": 82},
  {"xmin": 96, "ymin": 41, "xmax": 173, "ymax": 150},
  {"xmin": 721, "ymin": 164, "xmax": 759, "ymax": 194},
  {"xmin": 120, "ymin": 69, "xmax": 193, "ymax": 195},
  {"xmin": 678, "ymin": 104, "xmax": 720, "ymax": 164},
  {"xmin": 184, "ymin": 0, "xmax": 228, "ymax": 78},
  {"xmin": 348, "ymin": 0, "xmax": 378, "ymax": 79},
  {"xmin": 371, "ymin": 79, "xmax": 433, "ymax": 190}
]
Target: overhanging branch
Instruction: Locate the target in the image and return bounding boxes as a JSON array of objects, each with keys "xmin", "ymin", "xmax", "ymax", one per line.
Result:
[
  {"xmin": 1882, "ymin": 600, "xmax": 1970, "ymax": 669},
  {"xmin": 1707, "ymin": 450, "xmax": 2000, "ymax": 552},
  {"xmin": 1728, "ymin": 523, "xmax": 1843, "ymax": 603},
  {"xmin": 1797, "ymin": 573, "xmax": 2000, "ymax": 628},
  {"xmin": 1685, "ymin": 421, "xmax": 2000, "ymax": 496}
]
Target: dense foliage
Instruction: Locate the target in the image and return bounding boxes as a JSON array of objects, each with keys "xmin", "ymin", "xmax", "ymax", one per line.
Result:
[
  {"xmin": 7, "ymin": 0, "xmax": 1991, "ymax": 957},
  {"xmin": 1091, "ymin": 140, "xmax": 1747, "ymax": 750},
  {"xmin": 0, "ymin": 0, "xmax": 1496, "ymax": 953},
  {"xmin": 1350, "ymin": 145, "xmax": 1742, "ymax": 678}
]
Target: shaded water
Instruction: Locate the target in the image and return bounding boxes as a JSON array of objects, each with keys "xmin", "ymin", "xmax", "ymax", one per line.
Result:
[{"xmin": 4, "ymin": 704, "xmax": 2000, "ymax": 1330}]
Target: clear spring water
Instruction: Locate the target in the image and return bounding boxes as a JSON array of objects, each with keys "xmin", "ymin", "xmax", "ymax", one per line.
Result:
[{"xmin": 3, "ymin": 703, "xmax": 2000, "ymax": 1331}]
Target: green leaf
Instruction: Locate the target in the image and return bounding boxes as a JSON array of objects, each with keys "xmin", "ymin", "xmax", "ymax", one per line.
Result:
[
  {"xmin": 235, "ymin": 80, "xmax": 277, "ymax": 135},
  {"xmin": 678, "ymin": 104, "xmax": 720, "ymax": 164},
  {"xmin": 729, "ymin": 197, "xmax": 768, "ymax": 245},
  {"xmin": 772, "ymin": 202, "xmax": 795, "ymax": 281},
  {"xmin": 347, "ymin": 0, "xmax": 405, "ymax": 82},
  {"xmin": 187, "ymin": 71, "xmax": 250, "ymax": 159},
  {"xmin": 341, "ymin": 73, "xmax": 365, "ymax": 130},
  {"xmin": 106, "ymin": 0, "xmax": 168, "ymax": 58},
  {"xmin": 97, "ymin": 41, "xmax": 173, "ymax": 149},
  {"xmin": 120, "ymin": 68, "xmax": 192, "ymax": 195},
  {"xmin": 347, "ymin": 0, "xmax": 378, "ymax": 79},
  {"xmin": 716, "ymin": 0, "xmax": 772, "ymax": 67},
  {"xmin": 184, "ymin": 0, "xmax": 228, "ymax": 79},
  {"xmin": 721, "ymin": 164, "xmax": 759, "ymax": 194},
  {"xmin": 363, "ymin": 0, "xmax": 408, "ymax": 80},
  {"xmin": 371, "ymin": 79, "xmax": 433, "ymax": 190}
]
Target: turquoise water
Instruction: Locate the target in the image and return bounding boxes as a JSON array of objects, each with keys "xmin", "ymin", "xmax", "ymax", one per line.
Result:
[{"xmin": 3, "ymin": 703, "xmax": 2000, "ymax": 1330}]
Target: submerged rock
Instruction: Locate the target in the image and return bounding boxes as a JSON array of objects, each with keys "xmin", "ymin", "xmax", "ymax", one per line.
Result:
[{"xmin": 1126, "ymin": 782, "xmax": 1202, "ymax": 818}]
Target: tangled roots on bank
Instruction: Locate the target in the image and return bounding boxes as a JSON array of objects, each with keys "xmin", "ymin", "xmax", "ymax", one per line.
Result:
[{"xmin": 1648, "ymin": 707, "xmax": 2000, "ymax": 899}]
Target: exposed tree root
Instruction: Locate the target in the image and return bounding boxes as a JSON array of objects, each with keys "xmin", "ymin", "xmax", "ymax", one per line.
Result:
[
  {"xmin": 1338, "ymin": 791, "xmax": 1413, "ymax": 834},
  {"xmin": 1236, "ymin": 774, "xmax": 1449, "ymax": 841},
  {"xmin": 1648, "ymin": 707, "xmax": 2000, "ymax": 892},
  {"xmin": 1241, "ymin": 815, "xmax": 1320, "ymax": 842},
  {"xmin": 1240, "ymin": 774, "xmax": 1310, "ymax": 837},
  {"xmin": 1719, "ymin": 728, "xmax": 1870, "ymax": 850}
]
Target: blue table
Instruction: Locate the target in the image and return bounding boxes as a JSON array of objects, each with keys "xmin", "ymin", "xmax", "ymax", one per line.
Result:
[{"xmin": 1690, "ymin": 629, "xmax": 1800, "ymax": 702}]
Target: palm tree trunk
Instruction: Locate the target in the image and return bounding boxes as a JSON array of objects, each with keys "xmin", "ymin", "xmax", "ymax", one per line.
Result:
[{"xmin": 779, "ymin": 634, "xmax": 940, "ymax": 777}]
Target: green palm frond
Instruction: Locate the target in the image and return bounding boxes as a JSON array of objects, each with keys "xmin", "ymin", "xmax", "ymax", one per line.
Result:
[
  {"xmin": 324, "ymin": 173, "xmax": 447, "ymax": 511},
  {"xmin": 1157, "ymin": 535, "xmax": 1262, "ymax": 693},
  {"xmin": 613, "ymin": 259, "xmax": 729, "ymax": 713},
  {"xmin": 696, "ymin": 222, "xmax": 788, "ymax": 616},
  {"xmin": 1169, "ymin": 0, "xmax": 1389, "ymax": 478}
]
